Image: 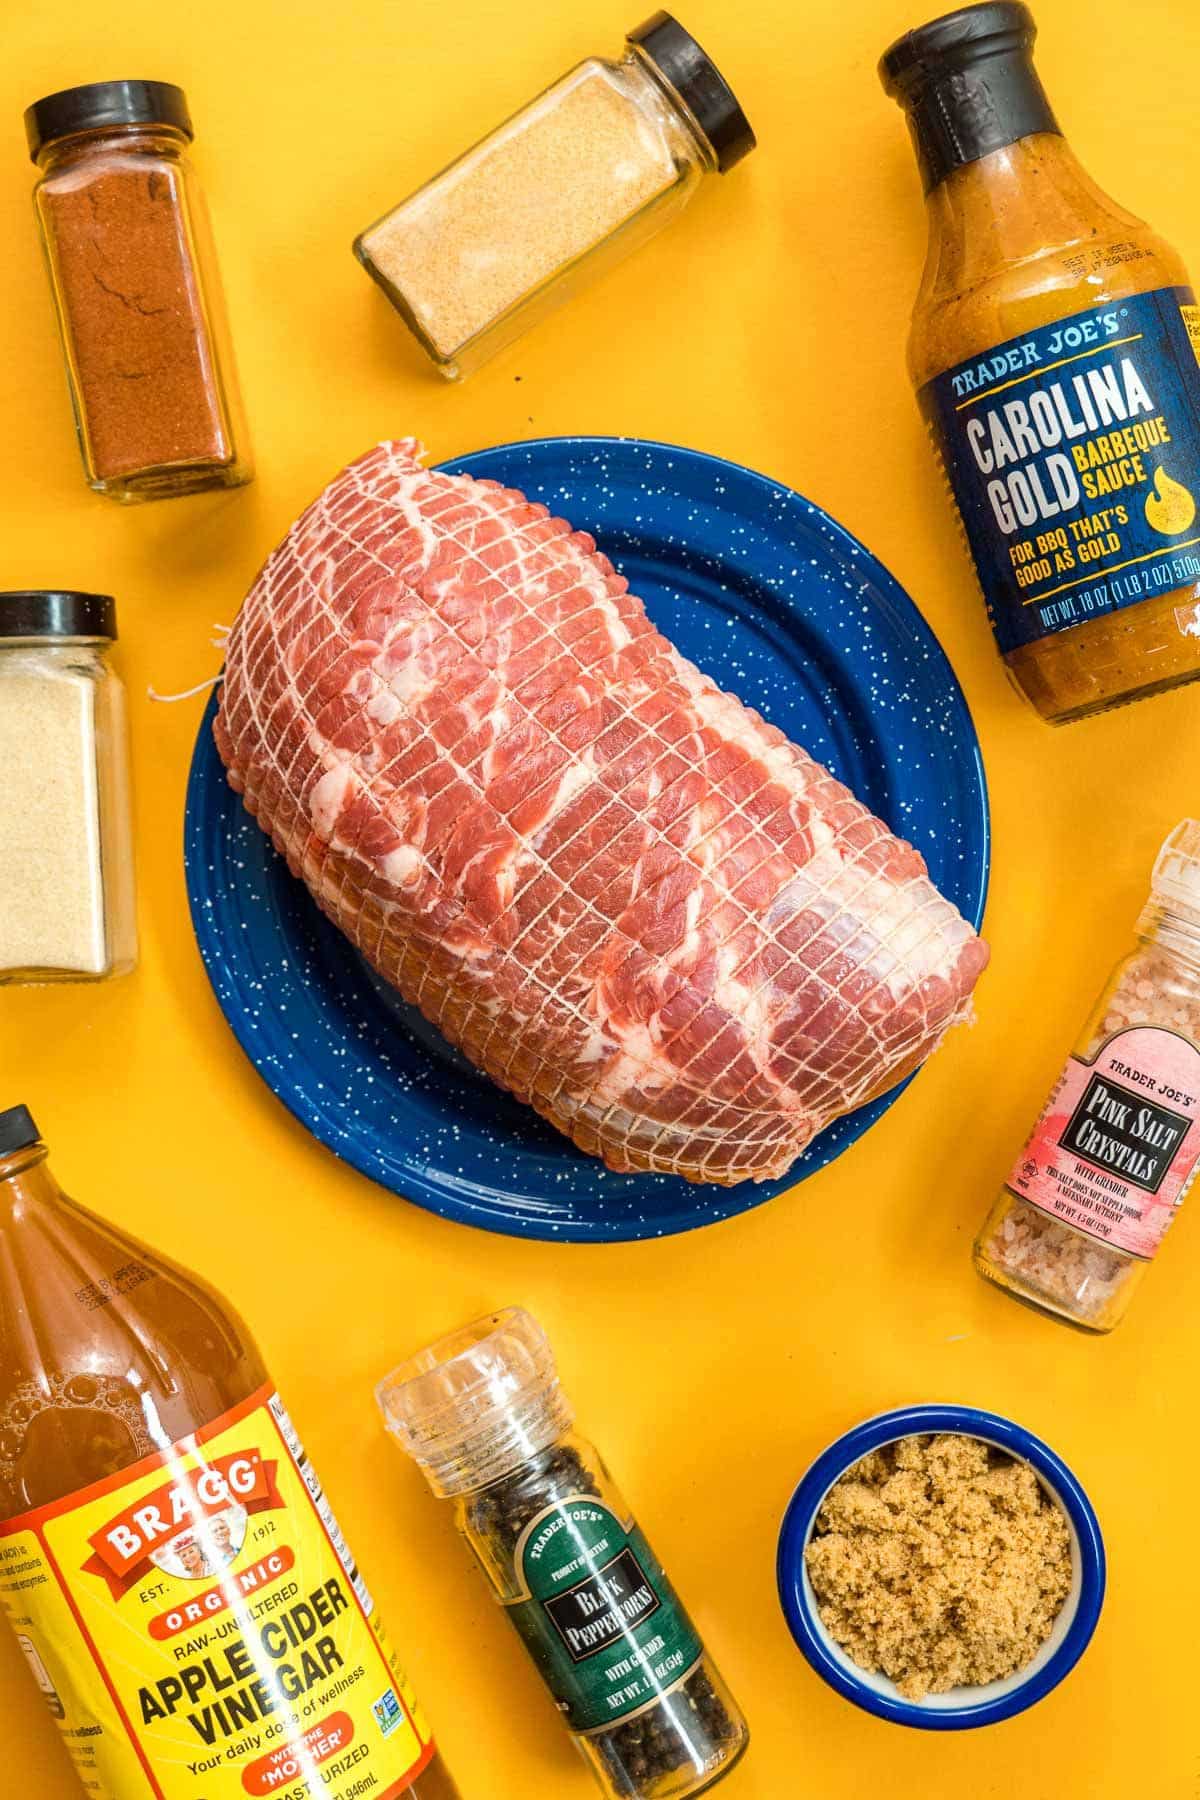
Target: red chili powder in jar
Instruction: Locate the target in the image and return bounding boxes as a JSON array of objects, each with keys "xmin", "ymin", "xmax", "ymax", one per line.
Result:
[{"xmin": 40, "ymin": 153, "xmax": 231, "ymax": 480}]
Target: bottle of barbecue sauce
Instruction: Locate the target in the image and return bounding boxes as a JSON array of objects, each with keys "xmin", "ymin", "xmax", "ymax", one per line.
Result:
[
  {"xmin": 882, "ymin": 2, "xmax": 1200, "ymax": 723},
  {"xmin": 0, "ymin": 1105, "xmax": 459, "ymax": 1800}
]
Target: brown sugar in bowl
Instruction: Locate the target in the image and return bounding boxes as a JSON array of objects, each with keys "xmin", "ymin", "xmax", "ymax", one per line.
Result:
[{"xmin": 777, "ymin": 1404, "xmax": 1105, "ymax": 1729}]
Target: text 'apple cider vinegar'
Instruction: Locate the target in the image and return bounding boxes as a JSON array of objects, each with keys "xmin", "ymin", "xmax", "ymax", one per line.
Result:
[{"xmin": 0, "ymin": 1105, "xmax": 459, "ymax": 1800}]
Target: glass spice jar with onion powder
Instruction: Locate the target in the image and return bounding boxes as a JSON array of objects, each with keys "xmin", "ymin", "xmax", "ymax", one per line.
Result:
[
  {"xmin": 354, "ymin": 12, "xmax": 755, "ymax": 378},
  {"xmin": 976, "ymin": 821, "xmax": 1200, "ymax": 1331},
  {"xmin": 377, "ymin": 1309, "xmax": 749, "ymax": 1798},
  {"xmin": 0, "ymin": 591, "xmax": 136, "ymax": 983}
]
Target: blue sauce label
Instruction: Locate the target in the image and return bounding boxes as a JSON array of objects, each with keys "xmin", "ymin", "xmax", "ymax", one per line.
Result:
[{"xmin": 920, "ymin": 287, "xmax": 1200, "ymax": 652}]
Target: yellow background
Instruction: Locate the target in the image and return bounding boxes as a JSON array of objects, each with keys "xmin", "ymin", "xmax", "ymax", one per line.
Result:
[{"xmin": 1, "ymin": 0, "xmax": 1198, "ymax": 1794}]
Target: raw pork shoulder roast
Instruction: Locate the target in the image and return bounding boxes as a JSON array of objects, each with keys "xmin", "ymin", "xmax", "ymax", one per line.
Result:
[{"xmin": 216, "ymin": 441, "xmax": 988, "ymax": 1185}]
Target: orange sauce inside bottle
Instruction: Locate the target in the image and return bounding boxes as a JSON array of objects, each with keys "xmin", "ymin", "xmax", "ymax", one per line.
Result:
[
  {"xmin": 0, "ymin": 1128, "xmax": 457, "ymax": 1800},
  {"xmin": 885, "ymin": 4, "xmax": 1200, "ymax": 724},
  {"xmin": 910, "ymin": 131, "xmax": 1200, "ymax": 722}
]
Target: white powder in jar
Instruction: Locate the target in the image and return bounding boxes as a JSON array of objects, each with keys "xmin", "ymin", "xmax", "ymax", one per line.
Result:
[
  {"xmin": 0, "ymin": 667, "xmax": 107, "ymax": 975},
  {"xmin": 360, "ymin": 65, "xmax": 682, "ymax": 360}
]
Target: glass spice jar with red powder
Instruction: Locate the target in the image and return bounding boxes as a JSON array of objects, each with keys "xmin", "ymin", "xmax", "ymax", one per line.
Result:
[
  {"xmin": 26, "ymin": 80, "xmax": 252, "ymax": 502},
  {"xmin": 975, "ymin": 820, "xmax": 1200, "ymax": 1331}
]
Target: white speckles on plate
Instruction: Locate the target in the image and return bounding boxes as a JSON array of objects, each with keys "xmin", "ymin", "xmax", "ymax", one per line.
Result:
[{"xmin": 184, "ymin": 436, "xmax": 990, "ymax": 1243}]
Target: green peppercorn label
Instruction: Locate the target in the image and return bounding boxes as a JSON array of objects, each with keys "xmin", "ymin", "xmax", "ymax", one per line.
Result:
[{"xmin": 507, "ymin": 1496, "xmax": 702, "ymax": 1734}]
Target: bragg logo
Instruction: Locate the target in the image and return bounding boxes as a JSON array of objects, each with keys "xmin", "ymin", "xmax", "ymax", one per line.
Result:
[{"xmin": 82, "ymin": 1449, "xmax": 284, "ymax": 1598}]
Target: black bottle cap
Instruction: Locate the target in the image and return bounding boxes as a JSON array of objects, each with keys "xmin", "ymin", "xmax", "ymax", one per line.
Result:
[
  {"xmin": 0, "ymin": 1107, "xmax": 41, "ymax": 1157},
  {"xmin": 0, "ymin": 591, "xmax": 117, "ymax": 642},
  {"xmin": 24, "ymin": 80, "xmax": 192, "ymax": 161},
  {"xmin": 879, "ymin": 3, "xmax": 1059, "ymax": 193},
  {"xmin": 627, "ymin": 12, "xmax": 756, "ymax": 172}
]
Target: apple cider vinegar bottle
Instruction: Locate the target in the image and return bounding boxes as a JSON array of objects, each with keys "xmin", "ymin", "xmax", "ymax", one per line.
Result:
[{"xmin": 0, "ymin": 1106, "xmax": 459, "ymax": 1800}]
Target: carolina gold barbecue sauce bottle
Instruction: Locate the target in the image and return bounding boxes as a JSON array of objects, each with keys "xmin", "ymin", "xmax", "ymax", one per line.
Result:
[
  {"xmin": 0, "ymin": 1105, "xmax": 458, "ymax": 1800},
  {"xmin": 882, "ymin": 2, "xmax": 1200, "ymax": 723}
]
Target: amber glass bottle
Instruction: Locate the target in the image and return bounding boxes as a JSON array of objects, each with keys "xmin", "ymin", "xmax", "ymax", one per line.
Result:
[
  {"xmin": 882, "ymin": 3, "xmax": 1200, "ymax": 723},
  {"xmin": 0, "ymin": 1106, "xmax": 457, "ymax": 1800}
]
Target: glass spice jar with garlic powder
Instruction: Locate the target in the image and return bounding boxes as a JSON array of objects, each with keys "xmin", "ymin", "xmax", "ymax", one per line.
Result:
[
  {"xmin": 354, "ymin": 11, "xmax": 755, "ymax": 378},
  {"xmin": 975, "ymin": 821, "xmax": 1200, "ymax": 1331},
  {"xmin": 0, "ymin": 592, "xmax": 136, "ymax": 983}
]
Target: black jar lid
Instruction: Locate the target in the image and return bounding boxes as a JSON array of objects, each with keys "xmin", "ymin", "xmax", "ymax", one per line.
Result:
[
  {"xmin": 24, "ymin": 80, "xmax": 193, "ymax": 161},
  {"xmin": 0, "ymin": 591, "xmax": 117, "ymax": 641},
  {"xmin": 627, "ymin": 12, "xmax": 755, "ymax": 172},
  {"xmin": 0, "ymin": 1106, "xmax": 41, "ymax": 1157}
]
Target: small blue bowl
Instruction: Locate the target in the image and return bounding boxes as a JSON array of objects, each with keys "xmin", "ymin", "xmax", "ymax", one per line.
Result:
[{"xmin": 777, "ymin": 1404, "xmax": 1105, "ymax": 1730}]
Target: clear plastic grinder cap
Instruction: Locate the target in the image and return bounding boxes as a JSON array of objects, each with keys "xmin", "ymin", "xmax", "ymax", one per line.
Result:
[
  {"xmin": 1150, "ymin": 818, "xmax": 1200, "ymax": 916},
  {"xmin": 376, "ymin": 1308, "xmax": 570, "ymax": 1497}
]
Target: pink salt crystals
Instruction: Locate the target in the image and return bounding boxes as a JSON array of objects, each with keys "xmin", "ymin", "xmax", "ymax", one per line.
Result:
[{"xmin": 975, "ymin": 820, "xmax": 1200, "ymax": 1331}]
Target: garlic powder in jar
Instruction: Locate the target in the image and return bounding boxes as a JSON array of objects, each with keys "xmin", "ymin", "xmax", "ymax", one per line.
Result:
[
  {"xmin": 975, "ymin": 820, "xmax": 1200, "ymax": 1331},
  {"xmin": 0, "ymin": 591, "xmax": 136, "ymax": 982},
  {"xmin": 354, "ymin": 13, "xmax": 755, "ymax": 377}
]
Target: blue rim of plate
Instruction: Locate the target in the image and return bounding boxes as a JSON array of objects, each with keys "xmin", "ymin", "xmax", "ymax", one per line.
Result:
[
  {"xmin": 777, "ymin": 1404, "xmax": 1106, "ymax": 1729},
  {"xmin": 184, "ymin": 435, "xmax": 989, "ymax": 1241}
]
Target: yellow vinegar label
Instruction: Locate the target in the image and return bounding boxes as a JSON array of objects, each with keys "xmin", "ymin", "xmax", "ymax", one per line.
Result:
[{"xmin": 0, "ymin": 1386, "xmax": 434, "ymax": 1800}]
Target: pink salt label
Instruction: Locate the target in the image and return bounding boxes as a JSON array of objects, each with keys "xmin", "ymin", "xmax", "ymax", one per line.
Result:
[{"xmin": 1008, "ymin": 1026, "xmax": 1200, "ymax": 1259}]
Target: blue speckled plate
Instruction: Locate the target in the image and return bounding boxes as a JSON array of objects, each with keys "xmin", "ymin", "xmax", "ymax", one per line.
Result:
[{"xmin": 184, "ymin": 437, "xmax": 989, "ymax": 1241}]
